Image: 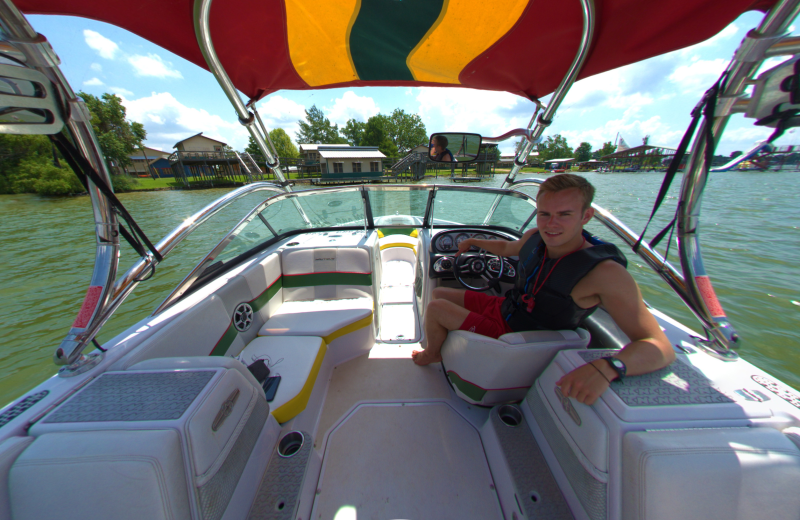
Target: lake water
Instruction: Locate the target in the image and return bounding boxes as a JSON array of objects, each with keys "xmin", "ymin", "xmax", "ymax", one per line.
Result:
[{"xmin": 0, "ymin": 171, "xmax": 798, "ymax": 404}]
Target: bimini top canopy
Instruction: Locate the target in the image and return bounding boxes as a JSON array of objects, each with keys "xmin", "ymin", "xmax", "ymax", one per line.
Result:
[{"xmin": 17, "ymin": 0, "xmax": 775, "ymax": 101}]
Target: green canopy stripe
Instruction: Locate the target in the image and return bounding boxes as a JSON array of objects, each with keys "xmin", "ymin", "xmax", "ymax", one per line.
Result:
[{"xmin": 349, "ymin": 0, "xmax": 445, "ymax": 81}]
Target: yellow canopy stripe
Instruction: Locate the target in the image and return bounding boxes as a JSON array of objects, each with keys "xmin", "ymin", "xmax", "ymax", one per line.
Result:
[
  {"xmin": 285, "ymin": 0, "xmax": 360, "ymax": 86},
  {"xmin": 407, "ymin": 0, "xmax": 530, "ymax": 84}
]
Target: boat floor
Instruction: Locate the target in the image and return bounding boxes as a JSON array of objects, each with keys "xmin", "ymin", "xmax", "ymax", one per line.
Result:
[
  {"xmin": 314, "ymin": 403, "xmax": 502, "ymax": 519},
  {"xmin": 310, "ymin": 344, "xmax": 503, "ymax": 518}
]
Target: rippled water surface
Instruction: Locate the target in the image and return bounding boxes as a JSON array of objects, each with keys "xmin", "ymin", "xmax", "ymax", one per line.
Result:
[{"xmin": 0, "ymin": 172, "xmax": 798, "ymax": 404}]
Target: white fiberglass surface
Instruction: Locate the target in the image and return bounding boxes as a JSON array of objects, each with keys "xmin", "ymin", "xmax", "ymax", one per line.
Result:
[
  {"xmin": 379, "ymin": 304, "xmax": 419, "ymax": 342},
  {"xmin": 313, "ymin": 403, "xmax": 503, "ymax": 519}
]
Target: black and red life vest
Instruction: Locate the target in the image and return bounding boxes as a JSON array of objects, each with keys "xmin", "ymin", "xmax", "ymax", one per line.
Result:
[{"xmin": 500, "ymin": 231, "xmax": 627, "ymax": 332}]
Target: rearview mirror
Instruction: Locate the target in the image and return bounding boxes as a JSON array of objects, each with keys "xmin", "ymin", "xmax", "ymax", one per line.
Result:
[{"xmin": 428, "ymin": 133, "xmax": 482, "ymax": 163}]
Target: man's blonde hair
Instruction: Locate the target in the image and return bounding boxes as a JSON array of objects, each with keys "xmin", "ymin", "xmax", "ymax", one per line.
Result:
[{"xmin": 537, "ymin": 173, "xmax": 595, "ymax": 211}]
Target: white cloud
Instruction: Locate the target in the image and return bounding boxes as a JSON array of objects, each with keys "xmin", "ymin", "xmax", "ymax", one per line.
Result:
[
  {"xmin": 90, "ymin": 63, "xmax": 102, "ymax": 72},
  {"xmin": 83, "ymin": 30, "xmax": 118, "ymax": 60},
  {"xmin": 254, "ymin": 95, "xmax": 308, "ymax": 143},
  {"xmin": 668, "ymin": 58, "xmax": 727, "ymax": 94},
  {"xmin": 719, "ymin": 125, "xmax": 773, "ymax": 143},
  {"xmin": 416, "ymin": 87, "xmax": 533, "ymax": 139},
  {"xmin": 123, "ymin": 91, "xmax": 246, "ymax": 150},
  {"xmin": 83, "ymin": 77, "xmax": 104, "ymax": 86},
  {"xmin": 128, "ymin": 54, "xmax": 183, "ymax": 79},
  {"xmin": 109, "ymin": 87, "xmax": 134, "ymax": 97},
  {"xmin": 558, "ymin": 106, "xmax": 682, "ymax": 150},
  {"xmin": 324, "ymin": 91, "xmax": 380, "ymax": 126}
]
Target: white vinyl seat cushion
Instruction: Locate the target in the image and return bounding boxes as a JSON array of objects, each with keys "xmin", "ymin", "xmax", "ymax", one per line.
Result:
[
  {"xmin": 238, "ymin": 336, "xmax": 326, "ymax": 423},
  {"xmin": 441, "ymin": 328, "xmax": 591, "ymax": 405},
  {"xmin": 623, "ymin": 427, "xmax": 800, "ymax": 520},
  {"xmin": 380, "ymin": 284, "xmax": 415, "ymax": 304},
  {"xmin": 381, "ymin": 260, "xmax": 415, "ymax": 286},
  {"xmin": 258, "ymin": 298, "xmax": 373, "ymax": 342},
  {"xmin": 9, "ymin": 430, "xmax": 191, "ymax": 520}
]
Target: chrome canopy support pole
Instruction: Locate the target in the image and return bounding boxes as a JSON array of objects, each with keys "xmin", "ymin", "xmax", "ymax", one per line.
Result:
[
  {"xmin": 502, "ymin": 0, "xmax": 596, "ymax": 189},
  {"xmin": 0, "ymin": 0, "xmax": 121, "ymax": 370},
  {"xmin": 192, "ymin": 0, "xmax": 285, "ymax": 185},
  {"xmin": 677, "ymin": 0, "xmax": 800, "ymax": 355}
]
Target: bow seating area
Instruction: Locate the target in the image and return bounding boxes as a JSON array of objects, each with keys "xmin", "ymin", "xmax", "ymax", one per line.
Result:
[
  {"xmin": 110, "ymin": 232, "xmax": 380, "ymax": 425},
  {"xmin": 377, "ymin": 230, "xmax": 420, "ymax": 342}
]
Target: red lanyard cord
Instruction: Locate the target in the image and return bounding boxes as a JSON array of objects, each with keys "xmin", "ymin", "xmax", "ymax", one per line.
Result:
[{"xmin": 521, "ymin": 236, "xmax": 586, "ymax": 312}]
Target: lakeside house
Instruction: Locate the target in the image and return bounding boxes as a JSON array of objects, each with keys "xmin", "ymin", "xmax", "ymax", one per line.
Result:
[
  {"xmin": 298, "ymin": 143, "xmax": 349, "ymax": 162},
  {"xmin": 173, "ymin": 133, "xmax": 227, "ymax": 154},
  {"xmin": 124, "ymin": 145, "xmax": 172, "ymax": 177},
  {"xmin": 317, "ymin": 146, "xmax": 386, "ymax": 178}
]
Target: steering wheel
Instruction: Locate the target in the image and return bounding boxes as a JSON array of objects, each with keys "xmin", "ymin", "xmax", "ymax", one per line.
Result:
[{"xmin": 453, "ymin": 249, "xmax": 506, "ymax": 292}]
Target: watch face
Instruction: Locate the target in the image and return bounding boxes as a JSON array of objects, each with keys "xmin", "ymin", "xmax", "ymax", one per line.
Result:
[{"xmin": 610, "ymin": 358, "xmax": 624, "ymax": 369}]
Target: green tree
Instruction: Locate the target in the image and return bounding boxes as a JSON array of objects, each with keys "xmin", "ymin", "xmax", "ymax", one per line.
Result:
[
  {"xmin": 730, "ymin": 150, "xmax": 743, "ymax": 159},
  {"xmin": 296, "ymin": 105, "xmax": 347, "ymax": 144},
  {"xmin": 592, "ymin": 141, "xmax": 616, "ymax": 159},
  {"xmin": 245, "ymin": 129, "xmax": 299, "ymax": 158},
  {"xmin": 362, "ymin": 114, "xmax": 398, "ymax": 157},
  {"xmin": 385, "ymin": 108, "xmax": 427, "ymax": 155},
  {"xmin": 268, "ymin": 128, "xmax": 299, "ymax": 158},
  {"xmin": 574, "ymin": 142, "xmax": 592, "ymax": 162},
  {"xmin": 78, "ymin": 92, "xmax": 146, "ymax": 170},
  {"xmin": 340, "ymin": 118, "xmax": 366, "ymax": 146},
  {"xmin": 536, "ymin": 134, "xmax": 572, "ymax": 162}
]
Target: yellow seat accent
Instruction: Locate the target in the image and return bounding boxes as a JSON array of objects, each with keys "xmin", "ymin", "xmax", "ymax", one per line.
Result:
[
  {"xmin": 271, "ymin": 338, "xmax": 328, "ymax": 424},
  {"xmin": 376, "ymin": 229, "xmax": 385, "ymax": 238},
  {"xmin": 410, "ymin": 229, "xmax": 419, "ymax": 238},
  {"xmin": 322, "ymin": 312, "xmax": 374, "ymax": 345},
  {"xmin": 379, "ymin": 242, "xmax": 417, "ymax": 254}
]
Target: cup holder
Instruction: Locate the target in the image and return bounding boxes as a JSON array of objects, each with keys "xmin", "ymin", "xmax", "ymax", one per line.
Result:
[
  {"xmin": 278, "ymin": 431, "xmax": 305, "ymax": 458},
  {"xmin": 498, "ymin": 405, "xmax": 522, "ymax": 427}
]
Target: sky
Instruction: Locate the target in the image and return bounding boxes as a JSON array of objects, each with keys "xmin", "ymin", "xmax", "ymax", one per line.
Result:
[{"xmin": 27, "ymin": 11, "xmax": 800, "ymax": 157}]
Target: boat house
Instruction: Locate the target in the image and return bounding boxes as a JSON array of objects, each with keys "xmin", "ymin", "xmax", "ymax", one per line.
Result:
[
  {"xmin": 174, "ymin": 132, "xmax": 227, "ymax": 154},
  {"xmin": 299, "ymin": 143, "xmax": 349, "ymax": 162},
  {"xmin": 124, "ymin": 146, "xmax": 172, "ymax": 177},
  {"xmin": 545, "ymin": 157, "xmax": 575, "ymax": 171},
  {"xmin": 317, "ymin": 146, "xmax": 385, "ymax": 179}
]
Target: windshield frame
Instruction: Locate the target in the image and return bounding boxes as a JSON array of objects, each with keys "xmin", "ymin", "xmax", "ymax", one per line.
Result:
[{"xmin": 157, "ymin": 184, "xmax": 539, "ymax": 313}]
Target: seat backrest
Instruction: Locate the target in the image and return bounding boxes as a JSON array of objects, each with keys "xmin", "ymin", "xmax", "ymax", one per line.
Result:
[
  {"xmin": 0, "ymin": 436, "xmax": 34, "ymax": 520},
  {"xmin": 281, "ymin": 247, "xmax": 373, "ymax": 301},
  {"xmin": 442, "ymin": 328, "xmax": 591, "ymax": 405}
]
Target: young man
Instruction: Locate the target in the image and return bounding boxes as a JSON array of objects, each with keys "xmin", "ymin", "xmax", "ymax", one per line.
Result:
[{"xmin": 412, "ymin": 174, "xmax": 675, "ymax": 405}]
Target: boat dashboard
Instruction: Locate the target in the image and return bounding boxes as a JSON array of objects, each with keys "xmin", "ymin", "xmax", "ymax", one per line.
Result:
[{"xmin": 429, "ymin": 229, "xmax": 518, "ymax": 281}]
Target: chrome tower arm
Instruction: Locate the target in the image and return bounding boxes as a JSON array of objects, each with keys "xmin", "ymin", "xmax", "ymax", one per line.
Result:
[
  {"xmin": 0, "ymin": 0, "xmax": 121, "ymax": 369},
  {"xmin": 678, "ymin": 0, "xmax": 800, "ymax": 355}
]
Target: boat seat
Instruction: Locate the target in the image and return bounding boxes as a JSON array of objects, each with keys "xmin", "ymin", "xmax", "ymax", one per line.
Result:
[
  {"xmin": 0, "ymin": 436, "xmax": 34, "ymax": 520},
  {"xmin": 237, "ymin": 336, "xmax": 326, "ymax": 423},
  {"xmin": 258, "ymin": 298, "xmax": 373, "ymax": 342},
  {"xmin": 440, "ymin": 328, "xmax": 591, "ymax": 405},
  {"xmin": 253, "ymin": 247, "xmax": 376, "ymax": 361},
  {"xmin": 379, "ymin": 236, "xmax": 418, "ymax": 288}
]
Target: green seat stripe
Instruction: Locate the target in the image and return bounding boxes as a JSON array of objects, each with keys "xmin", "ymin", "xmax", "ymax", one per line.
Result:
[
  {"xmin": 283, "ymin": 272, "xmax": 372, "ymax": 288},
  {"xmin": 350, "ymin": 0, "xmax": 445, "ymax": 81},
  {"xmin": 447, "ymin": 371, "xmax": 487, "ymax": 402},
  {"xmin": 251, "ymin": 277, "xmax": 283, "ymax": 312},
  {"xmin": 210, "ymin": 323, "xmax": 239, "ymax": 356}
]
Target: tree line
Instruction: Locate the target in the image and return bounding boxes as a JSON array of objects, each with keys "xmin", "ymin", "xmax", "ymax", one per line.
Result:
[
  {"xmin": 0, "ymin": 92, "xmax": 147, "ymax": 196},
  {"xmin": 533, "ymin": 134, "xmax": 617, "ymax": 163}
]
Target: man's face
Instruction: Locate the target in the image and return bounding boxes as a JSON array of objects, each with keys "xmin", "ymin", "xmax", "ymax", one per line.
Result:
[{"xmin": 536, "ymin": 188, "xmax": 593, "ymax": 248}]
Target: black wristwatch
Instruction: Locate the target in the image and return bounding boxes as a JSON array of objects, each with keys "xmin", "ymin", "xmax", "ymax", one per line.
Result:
[{"xmin": 601, "ymin": 356, "xmax": 626, "ymax": 381}]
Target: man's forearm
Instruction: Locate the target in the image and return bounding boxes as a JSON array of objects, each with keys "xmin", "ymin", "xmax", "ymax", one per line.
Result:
[{"xmin": 605, "ymin": 338, "xmax": 675, "ymax": 378}]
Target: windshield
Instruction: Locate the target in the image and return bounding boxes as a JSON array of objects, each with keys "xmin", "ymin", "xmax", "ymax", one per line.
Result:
[{"xmin": 431, "ymin": 187, "xmax": 536, "ymax": 232}]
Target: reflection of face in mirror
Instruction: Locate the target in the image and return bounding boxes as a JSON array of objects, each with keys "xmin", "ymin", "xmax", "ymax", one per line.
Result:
[
  {"xmin": 429, "ymin": 135, "xmax": 453, "ymax": 162},
  {"xmin": 429, "ymin": 133, "xmax": 482, "ymax": 163}
]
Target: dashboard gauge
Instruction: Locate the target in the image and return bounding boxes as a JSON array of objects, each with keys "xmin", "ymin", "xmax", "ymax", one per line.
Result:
[
  {"xmin": 472, "ymin": 233, "xmax": 485, "ymax": 241},
  {"xmin": 487, "ymin": 259, "xmax": 502, "ymax": 272},
  {"xmin": 455, "ymin": 233, "xmax": 470, "ymax": 247},
  {"xmin": 437, "ymin": 234, "xmax": 454, "ymax": 251}
]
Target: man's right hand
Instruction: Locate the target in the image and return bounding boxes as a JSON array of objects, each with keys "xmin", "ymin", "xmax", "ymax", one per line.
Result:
[{"xmin": 455, "ymin": 239, "xmax": 473, "ymax": 257}]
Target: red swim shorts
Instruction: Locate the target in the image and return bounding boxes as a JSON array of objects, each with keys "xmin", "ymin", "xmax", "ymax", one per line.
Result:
[{"xmin": 459, "ymin": 290, "xmax": 513, "ymax": 339}]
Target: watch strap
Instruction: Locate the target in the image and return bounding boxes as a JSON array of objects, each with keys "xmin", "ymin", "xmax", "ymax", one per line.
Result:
[{"xmin": 601, "ymin": 356, "xmax": 626, "ymax": 381}]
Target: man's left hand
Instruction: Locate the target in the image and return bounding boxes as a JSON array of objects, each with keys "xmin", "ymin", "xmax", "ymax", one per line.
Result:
[{"xmin": 556, "ymin": 361, "xmax": 614, "ymax": 405}]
